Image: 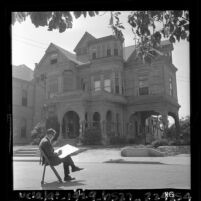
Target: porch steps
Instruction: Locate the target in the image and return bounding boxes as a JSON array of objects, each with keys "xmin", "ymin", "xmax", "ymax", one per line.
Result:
[
  {"xmin": 13, "ymin": 139, "xmax": 79, "ymax": 157},
  {"xmin": 13, "ymin": 148, "xmax": 40, "ymax": 157}
]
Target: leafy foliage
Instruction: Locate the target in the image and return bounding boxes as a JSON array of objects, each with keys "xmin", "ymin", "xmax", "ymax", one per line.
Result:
[
  {"xmin": 82, "ymin": 128, "xmax": 102, "ymax": 145},
  {"xmin": 109, "ymin": 136, "xmax": 127, "ymax": 145},
  {"xmin": 30, "ymin": 122, "xmax": 46, "ymax": 145},
  {"xmin": 12, "ymin": 11, "xmax": 189, "ymax": 63},
  {"xmin": 110, "ymin": 11, "xmax": 189, "ymax": 63},
  {"xmin": 166, "ymin": 116, "xmax": 190, "ymax": 145},
  {"xmin": 12, "ymin": 12, "xmax": 99, "ymax": 33},
  {"xmin": 151, "ymin": 139, "xmax": 169, "ymax": 148}
]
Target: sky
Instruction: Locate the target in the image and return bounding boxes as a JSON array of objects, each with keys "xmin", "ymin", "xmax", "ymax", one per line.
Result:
[{"xmin": 11, "ymin": 11, "xmax": 190, "ymax": 120}]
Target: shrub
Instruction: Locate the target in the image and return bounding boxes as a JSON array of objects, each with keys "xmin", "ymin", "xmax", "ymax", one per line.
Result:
[
  {"xmin": 127, "ymin": 137, "xmax": 136, "ymax": 144},
  {"xmin": 151, "ymin": 139, "xmax": 169, "ymax": 148},
  {"xmin": 82, "ymin": 128, "xmax": 102, "ymax": 145},
  {"xmin": 30, "ymin": 123, "xmax": 45, "ymax": 145},
  {"xmin": 109, "ymin": 136, "xmax": 127, "ymax": 145}
]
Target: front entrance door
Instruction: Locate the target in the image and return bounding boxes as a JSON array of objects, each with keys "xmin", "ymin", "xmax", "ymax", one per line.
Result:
[{"xmin": 62, "ymin": 111, "xmax": 80, "ymax": 139}]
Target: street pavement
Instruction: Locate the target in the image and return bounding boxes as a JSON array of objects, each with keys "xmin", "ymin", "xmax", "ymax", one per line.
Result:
[{"xmin": 13, "ymin": 146, "xmax": 190, "ymax": 190}]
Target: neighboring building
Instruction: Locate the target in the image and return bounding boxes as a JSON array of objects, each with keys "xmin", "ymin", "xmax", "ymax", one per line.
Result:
[
  {"xmin": 32, "ymin": 32, "xmax": 180, "ymax": 144},
  {"xmin": 12, "ymin": 65, "xmax": 34, "ymax": 144}
]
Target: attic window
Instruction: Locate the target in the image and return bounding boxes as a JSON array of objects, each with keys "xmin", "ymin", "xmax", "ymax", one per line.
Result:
[{"xmin": 50, "ymin": 53, "xmax": 58, "ymax": 64}]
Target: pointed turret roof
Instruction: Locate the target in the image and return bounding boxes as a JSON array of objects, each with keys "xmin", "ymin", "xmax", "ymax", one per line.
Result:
[{"xmin": 73, "ymin": 31, "xmax": 96, "ymax": 52}]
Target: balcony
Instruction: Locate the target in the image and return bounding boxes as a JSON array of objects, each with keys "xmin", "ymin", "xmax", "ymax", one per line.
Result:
[
  {"xmin": 126, "ymin": 94, "xmax": 179, "ymax": 108},
  {"xmin": 90, "ymin": 90, "xmax": 127, "ymax": 104},
  {"xmin": 45, "ymin": 90, "xmax": 90, "ymax": 103}
]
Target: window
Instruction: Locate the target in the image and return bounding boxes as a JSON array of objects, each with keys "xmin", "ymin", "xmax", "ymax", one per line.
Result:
[
  {"xmin": 20, "ymin": 119, "xmax": 26, "ymax": 138},
  {"xmin": 50, "ymin": 53, "xmax": 58, "ymax": 64},
  {"xmin": 94, "ymin": 80, "xmax": 101, "ymax": 91},
  {"xmin": 48, "ymin": 78, "xmax": 58, "ymax": 98},
  {"xmin": 104, "ymin": 79, "xmax": 111, "ymax": 92},
  {"xmin": 81, "ymin": 78, "xmax": 86, "ymax": 91},
  {"xmin": 102, "ymin": 44, "xmax": 106, "ymax": 57},
  {"xmin": 92, "ymin": 52, "xmax": 96, "ymax": 59},
  {"xmin": 169, "ymin": 77, "xmax": 173, "ymax": 96},
  {"xmin": 91, "ymin": 47, "xmax": 97, "ymax": 59},
  {"xmin": 115, "ymin": 72, "xmax": 120, "ymax": 94},
  {"xmin": 139, "ymin": 76, "xmax": 149, "ymax": 95},
  {"xmin": 22, "ymin": 89, "xmax": 28, "ymax": 106},
  {"xmin": 139, "ymin": 87, "xmax": 149, "ymax": 95}
]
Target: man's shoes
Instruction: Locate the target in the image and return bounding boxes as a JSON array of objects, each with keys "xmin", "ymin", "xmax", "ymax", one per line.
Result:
[
  {"xmin": 72, "ymin": 166, "xmax": 84, "ymax": 172},
  {"xmin": 64, "ymin": 175, "xmax": 75, "ymax": 182}
]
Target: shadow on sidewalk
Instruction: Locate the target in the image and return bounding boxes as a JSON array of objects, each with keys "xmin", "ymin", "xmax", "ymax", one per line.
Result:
[{"xmin": 41, "ymin": 180, "xmax": 85, "ymax": 190}]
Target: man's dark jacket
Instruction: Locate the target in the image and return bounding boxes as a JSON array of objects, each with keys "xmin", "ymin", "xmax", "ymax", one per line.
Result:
[{"xmin": 39, "ymin": 136, "xmax": 61, "ymax": 166}]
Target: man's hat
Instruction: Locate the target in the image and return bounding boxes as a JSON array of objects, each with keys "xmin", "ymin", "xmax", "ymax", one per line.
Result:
[{"xmin": 46, "ymin": 128, "xmax": 56, "ymax": 136}]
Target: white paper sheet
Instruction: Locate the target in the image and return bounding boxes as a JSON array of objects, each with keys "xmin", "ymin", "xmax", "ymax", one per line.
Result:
[{"xmin": 54, "ymin": 144, "xmax": 79, "ymax": 159}]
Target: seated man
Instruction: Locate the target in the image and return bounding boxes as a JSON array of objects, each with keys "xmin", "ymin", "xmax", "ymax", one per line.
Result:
[{"xmin": 39, "ymin": 128, "xmax": 83, "ymax": 181}]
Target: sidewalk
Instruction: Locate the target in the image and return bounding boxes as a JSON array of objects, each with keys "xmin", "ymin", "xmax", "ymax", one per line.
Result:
[{"xmin": 13, "ymin": 146, "xmax": 190, "ymax": 165}]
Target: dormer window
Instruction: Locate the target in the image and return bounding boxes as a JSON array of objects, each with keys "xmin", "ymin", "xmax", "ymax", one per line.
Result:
[{"xmin": 50, "ymin": 53, "xmax": 58, "ymax": 64}]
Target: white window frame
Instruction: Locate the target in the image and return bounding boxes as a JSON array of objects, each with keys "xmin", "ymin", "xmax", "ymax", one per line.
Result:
[
  {"xmin": 94, "ymin": 80, "xmax": 101, "ymax": 91},
  {"xmin": 104, "ymin": 79, "xmax": 111, "ymax": 92}
]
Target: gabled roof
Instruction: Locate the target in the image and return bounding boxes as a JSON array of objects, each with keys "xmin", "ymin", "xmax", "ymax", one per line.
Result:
[
  {"xmin": 88, "ymin": 35, "xmax": 120, "ymax": 46},
  {"xmin": 123, "ymin": 45, "xmax": 136, "ymax": 61},
  {"xmin": 12, "ymin": 64, "xmax": 33, "ymax": 81},
  {"xmin": 73, "ymin": 32, "xmax": 96, "ymax": 52},
  {"xmin": 51, "ymin": 43, "xmax": 84, "ymax": 65}
]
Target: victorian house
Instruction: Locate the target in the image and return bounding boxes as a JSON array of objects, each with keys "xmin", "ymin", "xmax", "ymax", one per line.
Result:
[{"xmin": 15, "ymin": 32, "xmax": 181, "ymax": 144}]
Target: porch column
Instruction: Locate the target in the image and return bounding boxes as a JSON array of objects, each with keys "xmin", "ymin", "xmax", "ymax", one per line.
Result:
[
  {"xmin": 78, "ymin": 112, "xmax": 85, "ymax": 145},
  {"xmin": 100, "ymin": 109, "xmax": 108, "ymax": 144},
  {"xmin": 161, "ymin": 111, "xmax": 168, "ymax": 138},
  {"xmin": 174, "ymin": 113, "xmax": 181, "ymax": 139},
  {"xmin": 57, "ymin": 112, "xmax": 63, "ymax": 141}
]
